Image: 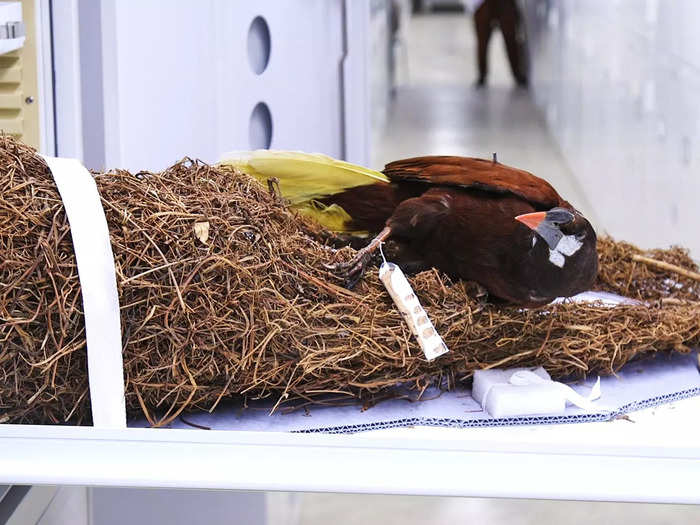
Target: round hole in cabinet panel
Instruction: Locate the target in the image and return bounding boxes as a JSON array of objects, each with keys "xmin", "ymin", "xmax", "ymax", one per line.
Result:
[
  {"xmin": 249, "ymin": 102, "xmax": 273, "ymax": 149},
  {"xmin": 247, "ymin": 16, "xmax": 271, "ymax": 75}
]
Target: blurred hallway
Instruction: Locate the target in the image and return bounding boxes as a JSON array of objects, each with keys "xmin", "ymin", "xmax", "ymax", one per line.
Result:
[{"xmin": 371, "ymin": 12, "xmax": 599, "ymax": 228}]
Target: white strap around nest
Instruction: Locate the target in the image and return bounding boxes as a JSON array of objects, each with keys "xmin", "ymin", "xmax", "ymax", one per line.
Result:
[{"xmin": 41, "ymin": 155, "xmax": 126, "ymax": 429}]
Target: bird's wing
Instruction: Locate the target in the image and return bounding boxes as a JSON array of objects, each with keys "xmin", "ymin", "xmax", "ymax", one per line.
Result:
[{"xmin": 383, "ymin": 156, "xmax": 563, "ymax": 210}]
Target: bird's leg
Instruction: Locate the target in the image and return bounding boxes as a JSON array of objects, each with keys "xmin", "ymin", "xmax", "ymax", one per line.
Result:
[{"xmin": 325, "ymin": 226, "xmax": 392, "ymax": 288}]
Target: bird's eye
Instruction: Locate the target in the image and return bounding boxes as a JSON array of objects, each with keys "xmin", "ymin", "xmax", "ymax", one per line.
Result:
[{"xmin": 546, "ymin": 208, "xmax": 575, "ymax": 226}]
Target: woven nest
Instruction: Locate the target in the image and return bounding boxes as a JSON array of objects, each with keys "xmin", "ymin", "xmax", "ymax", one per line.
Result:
[{"xmin": 1, "ymin": 136, "xmax": 699, "ymax": 426}]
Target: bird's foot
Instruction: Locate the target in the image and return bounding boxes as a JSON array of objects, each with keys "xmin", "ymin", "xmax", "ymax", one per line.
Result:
[
  {"xmin": 324, "ymin": 250, "xmax": 374, "ymax": 289},
  {"xmin": 324, "ymin": 226, "xmax": 392, "ymax": 289}
]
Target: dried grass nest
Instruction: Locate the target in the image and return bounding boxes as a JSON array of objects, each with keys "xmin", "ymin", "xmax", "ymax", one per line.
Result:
[{"xmin": 1, "ymin": 136, "xmax": 699, "ymax": 426}]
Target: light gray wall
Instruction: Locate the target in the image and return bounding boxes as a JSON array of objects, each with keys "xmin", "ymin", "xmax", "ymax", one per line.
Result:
[{"xmin": 524, "ymin": 0, "xmax": 700, "ymax": 257}]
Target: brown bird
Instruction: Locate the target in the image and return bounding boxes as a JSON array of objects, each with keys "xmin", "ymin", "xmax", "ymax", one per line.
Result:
[{"xmin": 220, "ymin": 151, "xmax": 598, "ymax": 306}]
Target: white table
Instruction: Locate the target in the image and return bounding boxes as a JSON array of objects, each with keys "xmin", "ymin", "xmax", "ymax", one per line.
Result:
[{"xmin": 1, "ymin": 395, "xmax": 699, "ymax": 504}]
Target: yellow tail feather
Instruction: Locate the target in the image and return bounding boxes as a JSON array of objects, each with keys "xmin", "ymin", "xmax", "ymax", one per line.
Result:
[
  {"xmin": 218, "ymin": 150, "xmax": 389, "ymax": 205},
  {"xmin": 218, "ymin": 150, "xmax": 388, "ymax": 233},
  {"xmin": 296, "ymin": 200, "xmax": 369, "ymax": 236}
]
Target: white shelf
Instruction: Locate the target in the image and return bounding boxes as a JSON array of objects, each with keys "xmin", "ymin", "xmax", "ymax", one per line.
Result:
[
  {"xmin": 1, "ymin": 395, "xmax": 699, "ymax": 503},
  {"xmin": 0, "ymin": 2, "xmax": 24, "ymax": 56}
]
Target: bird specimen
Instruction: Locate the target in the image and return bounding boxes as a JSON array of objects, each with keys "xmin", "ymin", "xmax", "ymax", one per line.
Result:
[{"xmin": 220, "ymin": 151, "xmax": 598, "ymax": 306}]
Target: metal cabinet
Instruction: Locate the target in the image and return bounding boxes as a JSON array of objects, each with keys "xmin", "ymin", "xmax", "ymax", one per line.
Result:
[{"xmin": 47, "ymin": 0, "xmax": 371, "ymax": 171}]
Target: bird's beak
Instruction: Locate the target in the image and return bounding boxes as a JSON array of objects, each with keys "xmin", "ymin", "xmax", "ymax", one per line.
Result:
[{"xmin": 515, "ymin": 211, "xmax": 546, "ymax": 230}]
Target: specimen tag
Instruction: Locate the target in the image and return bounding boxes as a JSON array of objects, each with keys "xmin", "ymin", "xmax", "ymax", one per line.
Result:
[{"xmin": 379, "ymin": 262, "xmax": 449, "ymax": 361}]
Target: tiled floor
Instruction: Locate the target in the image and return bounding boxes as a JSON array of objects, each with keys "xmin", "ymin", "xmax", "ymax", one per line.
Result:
[
  {"xmin": 298, "ymin": 11, "xmax": 699, "ymax": 524},
  {"xmin": 299, "ymin": 494, "xmax": 700, "ymax": 525}
]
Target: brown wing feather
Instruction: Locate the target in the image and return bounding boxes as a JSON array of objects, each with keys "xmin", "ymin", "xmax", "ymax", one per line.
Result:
[{"xmin": 383, "ymin": 156, "xmax": 565, "ymax": 210}]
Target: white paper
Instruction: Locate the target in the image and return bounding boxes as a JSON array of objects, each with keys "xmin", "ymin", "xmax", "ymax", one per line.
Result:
[
  {"xmin": 41, "ymin": 155, "xmax": 126, "ymax": 429},
  {"xmin": 510, "ymin": 370, "xmax": 602, "ymax": 411}
]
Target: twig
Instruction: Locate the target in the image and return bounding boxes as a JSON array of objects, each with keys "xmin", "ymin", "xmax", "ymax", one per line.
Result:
[
  {"xmin": 631, "ymin": 254, "xmax": 700, "ymax": 282},
  {"xmin": 279, "ymin": 259, "xmax": 363, "ymax": 302}
]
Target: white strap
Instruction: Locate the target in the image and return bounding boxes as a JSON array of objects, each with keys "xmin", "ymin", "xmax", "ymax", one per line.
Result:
[{"xmin": 41, "ymin": 155, "xmax": 127, "ymax": 429}]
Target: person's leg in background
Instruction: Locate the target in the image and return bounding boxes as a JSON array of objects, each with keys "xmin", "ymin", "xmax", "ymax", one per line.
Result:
[
  {"xmin": 495, "ymin": 0, "xmax": 529, "ymax": 86},
  {"xmin": 473, "ymin": 0, "xmax": 494, "ymax": 87}
]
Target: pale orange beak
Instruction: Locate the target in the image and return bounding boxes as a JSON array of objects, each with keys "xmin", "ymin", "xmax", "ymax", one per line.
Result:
[{"xmin": 515, "ymin": 211, "xmax": 546, "ymax": 230}]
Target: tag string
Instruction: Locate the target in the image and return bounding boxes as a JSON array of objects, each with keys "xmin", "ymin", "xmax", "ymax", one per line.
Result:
[{"xmin": 378, "ymin": 241, "xmax": 387, "ymax": 265}]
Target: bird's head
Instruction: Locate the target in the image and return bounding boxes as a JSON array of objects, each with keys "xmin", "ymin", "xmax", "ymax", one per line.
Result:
[{"xmin": 515, "ymin": 207, "xmax": 594, "ymax": 266}]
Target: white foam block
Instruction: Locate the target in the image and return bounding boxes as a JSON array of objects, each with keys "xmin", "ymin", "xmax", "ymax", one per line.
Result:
[
  {"xmin": 473, "ymin": 367, "xmax": 604, "ymax": 418},
  {"xmin": 484, "ymin": 383, "xmax": 566, "ymax": 418},
  {"xmin": 472, "ymin": 367, "xmax": 551, "ymax": 405}
]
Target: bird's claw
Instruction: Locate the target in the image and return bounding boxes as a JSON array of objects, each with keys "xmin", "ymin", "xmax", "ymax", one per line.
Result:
[
  {"xmin": 325, "ymin": 251, "xmax": 373, "ymax": 289},
  {"xmin": 323, "ymin": 227, "xmax": 391, "ymax": 289}
]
